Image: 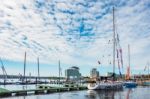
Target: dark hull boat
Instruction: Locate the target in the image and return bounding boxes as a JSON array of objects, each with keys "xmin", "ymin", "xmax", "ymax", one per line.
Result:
[
  {"xmin": 124, "ymin": 45, "xmax": 137, "ymax": 88},
  {"xmin": 124, "ymin": 81, "xmax": 137, "ymax": 88}
]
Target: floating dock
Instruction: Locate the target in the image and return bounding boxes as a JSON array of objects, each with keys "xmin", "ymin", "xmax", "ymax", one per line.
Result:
[{"xmin": 0, "ymin": 85, "xmax": 87, "ymax": 97}]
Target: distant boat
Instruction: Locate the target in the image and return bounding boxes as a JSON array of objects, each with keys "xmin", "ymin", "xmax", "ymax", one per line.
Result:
[
  {"xmin": 88, "ymin": 7, "xmax": 123, "ymax": 90},
  {"xmin": 142, "ymin": 81, "xmax": 150, "ymax": 86},
  {"xmin": 124, "ymin": 45, "xmax": 137, "ymax": 88},
  {"xmin": 142, "ymin": 62, "xmax": 150, "ymax": 86}
]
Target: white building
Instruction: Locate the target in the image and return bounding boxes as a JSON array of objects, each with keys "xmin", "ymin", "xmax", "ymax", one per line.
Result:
[
  {"xmin": 65, "ymin": 66, "xmax": 81, "ymax": 81},
  {"xmin": 90, "ymin": 68, "xmax": 99, "ymax": 78}
]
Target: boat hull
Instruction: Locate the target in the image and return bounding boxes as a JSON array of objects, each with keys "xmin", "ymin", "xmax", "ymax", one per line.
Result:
[
  {"xmin": 124, "ymin": 82, "xmax": 137, "ymax": 88},
  {"xmin": 88, "ymin": 82, "xmax": 123, "ymax": 90}
]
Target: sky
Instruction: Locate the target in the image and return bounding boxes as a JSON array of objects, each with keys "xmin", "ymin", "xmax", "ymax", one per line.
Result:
[{"xmin": 0, "ymin": 0, "xmax": 150, "ymax": 77}]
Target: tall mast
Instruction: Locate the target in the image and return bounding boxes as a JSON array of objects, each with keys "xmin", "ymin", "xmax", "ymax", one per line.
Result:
[
  {"xmin": 24, "ymin": 52, "xmax": 26, "ymax": 82},
  {"xmin": 37, "ymin": 57, "xmax": 40, "ymax": 80},
  {"xmin": 148, "ymin": 63, "xmax": 149, "ymax": 76},
  {"xmin": 58, "ymin": 60, "xmax": 60, "ymax": 85},
  {"xmin": 113, "ymin": 7, "xmax": 116, "ymax": 81},
  {"xmin": 128, "ymin": 44, "xmax": 130, "ymax": 79},
  {"xmin": 147, "ymin": 62, "xmax": 149, "ymax": 75}
]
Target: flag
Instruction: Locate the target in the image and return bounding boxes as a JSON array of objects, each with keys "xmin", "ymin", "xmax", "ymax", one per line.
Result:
[
  {"xmin": 117, "ymin": 51, "xmax": 122, "ymax": 76},
  {"xmin": 118, "ymin": 59, "xmax": 120, "ymax": 69},
  {"xmin": 119, "ymin": 48, "xmax": 123, "ymax": 68},
  {"xmin": 144, "ymin": 66, "xmax": 147, "ymax": 71},
  {"xmin": 108, "ymin": 40, "xmax": 111, "ymax": 44},
  {"xmin": 119, "ymin": 71, "xmax": 122, "ymax": 77},
  {"xmin": 117, "ymin": 34, "xmax": 120, "ymax": 42},
  {"xmin": 98, "ymin": 61, "xmax": 100, "ymax": 64},
  {"xmin": 116, "ymin": 49, "xmax": 119, "ymax": 58}
]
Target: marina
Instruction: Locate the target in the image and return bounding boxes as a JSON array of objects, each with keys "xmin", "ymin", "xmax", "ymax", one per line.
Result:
[
  {"xmin": 0, "ymin": 0, "xmax": 150, "ymax": 99},
  {"xmin": 0, "ymin": 79, "xmax": 149, "ymax": 98},
  {"xmin": 0, "ymin": 86, "xmax": 149, "ymax": 99}
]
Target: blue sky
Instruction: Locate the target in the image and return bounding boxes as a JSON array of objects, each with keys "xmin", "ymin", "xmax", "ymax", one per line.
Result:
[{"xmin": 0, "ymin": 0, "xmax": 150, "ymax": 76}]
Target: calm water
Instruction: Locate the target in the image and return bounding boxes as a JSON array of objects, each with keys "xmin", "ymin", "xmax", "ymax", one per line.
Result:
[{"xmin": 1, "ymin": 86, "xmax": 150, "ymax": 99}]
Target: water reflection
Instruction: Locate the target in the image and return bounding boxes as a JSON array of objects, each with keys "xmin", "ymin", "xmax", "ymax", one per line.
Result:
[
  {"xmin": 86, "ymin": 89, "xmax": 136, "ymax": 99},
  {"xmin": 58, "ymin": 93, "xmax": 61, "ymax": 99},
  {"xmin": 1, "ymin": 87, "xmax": 150, "ymax": 99},
  {"xmin": 86, "ymin": 90, "xmax": 116, "ymax": 99},
  {"xmin": 126, "ymin": 89, "xmax": 132, "ymax": 99}
]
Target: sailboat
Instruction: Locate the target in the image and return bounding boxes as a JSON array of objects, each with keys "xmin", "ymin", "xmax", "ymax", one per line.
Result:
[
  {"xmin": 88, "ymin": 7, "xmax": 123, "ymax": 90},
  {"xmin": 16, "ymin": 52, "xmax": 27, "ymax": 85},
  {"xmin": 124, "ymin": 45, "xmax": 137, "ymax": 88},
  {"xmin": 142, "ymin": 62, "xmax": 150, "ymax": 86},
  {"xmin": 34, "ymin": 57, "xmax": 43, "ymax": 84}
]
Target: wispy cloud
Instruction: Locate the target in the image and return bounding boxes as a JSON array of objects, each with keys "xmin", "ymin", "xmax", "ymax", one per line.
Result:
[{"xmin": 0, "ymin": 0, "xmax": 150, "ymax": 75}]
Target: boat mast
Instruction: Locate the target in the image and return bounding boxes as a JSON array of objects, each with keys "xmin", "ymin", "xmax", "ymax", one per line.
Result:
[
  {"xmin": 58, "ymin": 60, "xmax": 61, "ymax": 85},
  {"xmin": 37, "ymin": 57, "xmax": 40, "ymax": 80},
  {"xmin": 23, "ymin": 52, "xmax": 26, "ymax": 82},
  {"xmin": 147, "ymin": 62, "xmax": 149, "ymax": 76},
  {"xmin": 148, "ymin": 63, "xmax": 149, "ymax": 76},
  {"xmin": 128, "ymin": 44, "xmax": 131, "ymax": 79},
  {"xmin": 113, "ymin": 7, "xmax": 116, "ymax": 81}
]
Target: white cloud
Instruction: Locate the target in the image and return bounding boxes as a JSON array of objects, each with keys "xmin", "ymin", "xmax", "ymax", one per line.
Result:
[{"xmin": 0, "ymin": 0, "xmax": 150, "ymax": 75}]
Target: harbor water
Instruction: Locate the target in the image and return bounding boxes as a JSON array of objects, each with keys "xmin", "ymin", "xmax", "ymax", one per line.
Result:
[{"xmin": 0, "ymin": 86, "xmax": 150, "ymax": 99}]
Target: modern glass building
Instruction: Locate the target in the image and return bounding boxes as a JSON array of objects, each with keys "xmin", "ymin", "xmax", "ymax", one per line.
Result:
[
  {"xmin": 65, "ymin": 66, "xmax": 81, "ymax": 81},
  {"xmin": 90, "ymin": 68, "xmax": 99, "ymax": 78}
]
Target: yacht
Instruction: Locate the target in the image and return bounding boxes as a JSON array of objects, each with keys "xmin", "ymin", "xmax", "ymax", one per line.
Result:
[{"xmin": 88, "ymin": 7, "xmax": 123, "ymax": 90}]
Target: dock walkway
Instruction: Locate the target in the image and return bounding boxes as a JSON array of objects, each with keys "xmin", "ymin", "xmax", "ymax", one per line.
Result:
[{"xmin": 0, "ymin": 85, "xmax": 87, "ymax": 97}]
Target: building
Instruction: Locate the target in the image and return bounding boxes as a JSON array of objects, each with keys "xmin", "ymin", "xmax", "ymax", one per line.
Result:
[
  {"xmin": 106, "ymin": 72, "xmax": 124, "ymax": 80},
  {"xmin": 90, "ymin": 68, "xmax": 99, "ymax": 78},
  {"xmin": 65, "ymin": 66, "xmax": 81, "ymax": 81}
]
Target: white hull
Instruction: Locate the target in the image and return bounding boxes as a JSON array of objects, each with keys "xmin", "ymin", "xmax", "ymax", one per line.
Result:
[{"xmin": 88, "ymin": 82, "xmax": 123, "ymax": 90}]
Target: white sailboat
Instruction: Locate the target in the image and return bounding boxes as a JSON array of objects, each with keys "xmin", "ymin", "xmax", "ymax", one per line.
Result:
[
  {"xmin": 88, "ymin": 7, "xmax": 123, "ymax": 90},
  {"xmin": 88, "ymin": 80, "xmax": 123, "ymax": 90},
  {"xmin": 142, "ymin": 62, "xmax": 150, "ymax": 86}
]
